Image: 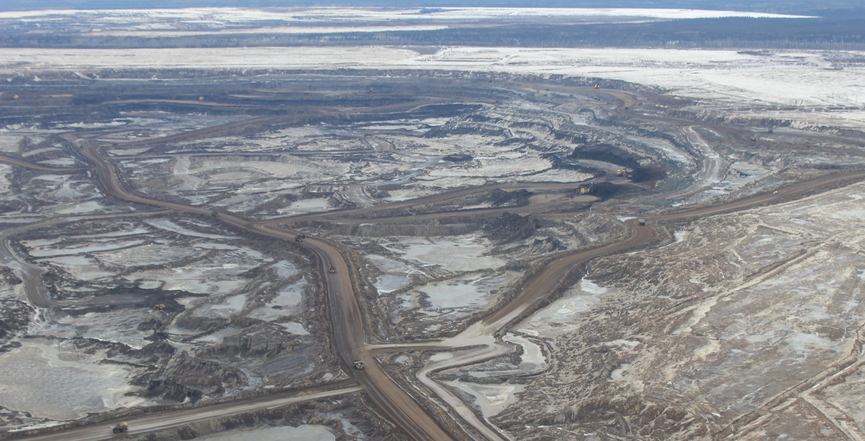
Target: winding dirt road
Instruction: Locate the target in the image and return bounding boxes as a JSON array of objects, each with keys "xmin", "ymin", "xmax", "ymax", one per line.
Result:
[
  {"xmin": 64, "ymin": 136, "xmax": 456, "ymax": 441},
  {"xmin": 0, "ymin": 221, "xmax": 61, "ymax": 309},
  {"xmin": 480, "ymin": 168, "xmax": 865, "ymax": 334},
  {"xmin": 20, "ymin": 120, "xmax": 864, "ymax": 440},
  {"xmin": 356, "ymin": 169, "xmax": 865, "ymax": 440}
]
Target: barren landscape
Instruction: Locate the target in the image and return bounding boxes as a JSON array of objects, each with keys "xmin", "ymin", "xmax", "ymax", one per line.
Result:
[{"xmin": 0, "ymin": 5, "xmax": 864, "ymax": 441}]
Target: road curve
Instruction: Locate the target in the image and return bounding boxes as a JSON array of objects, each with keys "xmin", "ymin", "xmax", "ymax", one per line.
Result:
[
  {"xmin": 400, "ymin": 170, "xmax": 865, "ymax": 440},
  {"xmin": 482, "ymin": 218, "xmax": 653, "ymax": 331},
  {"xmin": 483, "ymin": 169, "xmax": 865, "ymax": 332},
  {"xmin": 63, "ymin": 131, "xmax": 865, "ymax": 441},
  {"xmin": 0, "ymin": 221, "xmax": 62, "ymax": 310},
  {"xmin": 67, "ymin": 135, "xmax": 456, "ymax": 441}
]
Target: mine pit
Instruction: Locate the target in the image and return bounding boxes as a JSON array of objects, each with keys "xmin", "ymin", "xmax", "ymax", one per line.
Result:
[{"xmin": 1, "ymin": 13, "xmax": 865, "ymax": 437}]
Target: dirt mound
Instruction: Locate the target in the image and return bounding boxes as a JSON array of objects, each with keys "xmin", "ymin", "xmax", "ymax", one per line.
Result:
[
  {"xmin": 570, "ymin": 144, "xmax": 667, "ymax": 183},
  {"xmin": 135, "ymin": 351, "xmax": 246, "ymax": 401},
  {"xmin": 215, "ymin": 325, "xmax": 296, "ymax": 357},
  {"xmin": 442, "ymin": 154, "xmax": 473, "ymax": 162},
  {"xmin": 482, "ymin": 212, "xmax": 536, "ymax": 244},
  {"xmin": 484, "ymin": 189, "xmax": 532, "ymax": 207},
  {"xmin": 0, "ymin": 300, "xmax": 32, "ymax": 349}
]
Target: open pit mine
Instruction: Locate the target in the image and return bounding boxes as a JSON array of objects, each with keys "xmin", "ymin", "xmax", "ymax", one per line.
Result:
[{"xmin": 0, "ymin": 37, "xmax": 865, "ymax": 441}]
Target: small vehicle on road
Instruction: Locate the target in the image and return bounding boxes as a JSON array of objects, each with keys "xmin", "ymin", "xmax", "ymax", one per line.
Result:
[
  {"xmin": 113, "ymin": 422, "xmax": 129, "ymax": 433},
  {"xmin": 329, "ymin": 266, "xmax": 336, "ymax": 274},
  {"xmin": 354, "ymin": 360, "xmax": 365, "ymax": 370}
]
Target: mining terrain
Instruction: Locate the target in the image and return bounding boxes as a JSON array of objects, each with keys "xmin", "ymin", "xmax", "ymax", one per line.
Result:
[{"xmin": 1, "ymin": 7, "xmax": 865, "ymax": 441}]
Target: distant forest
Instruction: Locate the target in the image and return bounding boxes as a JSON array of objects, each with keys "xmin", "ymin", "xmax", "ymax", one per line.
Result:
[{"xmin": 2, "ymin": 15, "xmax": 864, "ymax": 51}]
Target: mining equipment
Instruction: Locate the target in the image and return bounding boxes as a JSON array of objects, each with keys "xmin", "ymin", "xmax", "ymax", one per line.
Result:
[
  {"xmin": 354, "ymin": 360, "xmax": 365, "ymax": 370},
  {"xmin": 153, "ymin": 304, "xmax": 165, "ymax": 310},
  {"xmin": 295, "ymin": 235, "xmax": 303, "ymax": 242},
  {"xmin": 638, "ymin": 219, "xmax": 646, "ymax": 226},
  {"xmin": 329, "ymin": 266, "xmax": 336, "ymax": 274},
  {"xmin": 579, "ymin": 187, "xmax": 591, "ymax": 194},
  {"xmin": 113, "ymin": 422, "xmax": 129, "ymax": 433},
  {"xmin": 211, "ymin": 211, "xmax": 218, "ymax": 217},
  {"xmin": 616, "ymin": 169, "xmax": 627, "ymax": 176}
]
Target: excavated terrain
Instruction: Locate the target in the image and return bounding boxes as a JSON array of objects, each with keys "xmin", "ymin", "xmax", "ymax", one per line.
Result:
[{"xmin": 0, "ymin": 47, "xmax": 864, "ymax": 441}]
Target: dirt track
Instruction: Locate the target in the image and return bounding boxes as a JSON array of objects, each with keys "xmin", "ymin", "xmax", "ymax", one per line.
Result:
[
  {"xmin": 14, "ymin": 382, "xmax": 361, "ymax": 441},
  {"xmin": 0, "ymin": 154, "xmax": 86, "ymax": 172},
  {"xmin": 480, "ymin": 169, "xmax": 865, "ymax": 332},
  {"xmin": 7, "ymin": 84, "xmax": 851, "ymax": 441},
  {"xmin": 41, "ymin": 127, "xmax": 865, "ymax": 441},
  {"xmin": 60, "ymin": 135, "xmax": 457, "ymax": 441}
]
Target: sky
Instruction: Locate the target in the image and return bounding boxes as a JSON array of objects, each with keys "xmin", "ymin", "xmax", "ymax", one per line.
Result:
[{"xmin": 1, "ymin": 0, "xmax": 863, "ymax": 14}]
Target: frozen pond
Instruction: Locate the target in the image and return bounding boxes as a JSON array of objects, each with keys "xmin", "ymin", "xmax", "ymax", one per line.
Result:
[
  {"xmin": 417, "ymin": 272, "xmax": 507, "ymax": 310},
  {"xmin": 42, "ymin": 308, "xmax": 155, "ymax": 349},
  {"xmin": 375, "ymin": 274, "xmax": 412, "ymax": 294},
  {"xmin": 124, "ymin": 245, "xmax": 271, "ymax": 295},
  {"xmin": 268, "ymin": 282, "xmax": 305, "ymax": 309},
  {"xmin": 443, "ymin": 380, "xmax": 524, "ymax": 418},
  {"xmin": 272, "ymin": 260, "xmax": 299, "ymax": 278},
  {"xmin": 193, "ymin": 294, "xmax": 246, "ymax": 318},
  {"xmin": 25, "ymin": 239, "xmax": 146, "ymax": 257},
  {"xmin": 56, "ymin": 201, "xmax": 108, "ymax": 215},
  {"xmin": 382, "ymin": 236, "xmax": 505, "ymax": 272},
  {"xmin": 196, "ymin": 327, "xmax": 239, "ymax": 344},
  {"xmin": 280, "ymin": 199, "xmax": 331, "ymax": 215},
  {"xmin": 502, "ymin": 333, "xmax": 546, "ymax": 372},
  {"xmin": 280, "ymin": 322, "xmax": 309, "ymax": 335},
  {"xmin": 128, "ymin": 269, "xmax": 247, "ymax": 295},
  {"xmin": 0, "ymin": 163, "xmax": 10, "ymax": 195},
  {"xmin": 0, "ymin": 340, "xmax": 142, "ymax": 420},
  {"xmin": 146, "ymin": 219, "xmax": 238, "ymax": 240},
  {"xmin": 518, "ymin": 278, "xmax": 608, "ymax": 337},
  {"xmin": 36, "ymin": 255, "xmax": 115, "ymax": 281},
  {"xmin": 366, "ymin": 254, "xmax": 414, "ymax": 294},
  {"xmin": 248, "ymin": 279, "xmax": 306, "ymax": 321},
  {"xmin": 98, "ymin": 243, "xmax": 199, "ymax": 267}
]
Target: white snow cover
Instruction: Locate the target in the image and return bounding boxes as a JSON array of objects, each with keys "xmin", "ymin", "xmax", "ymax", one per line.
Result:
[
  {"xmin": 0, "ymin": 7, "xmax": 815, "ymax": 21},
  {"xmin": 3, "ymin": 46, "xmax": 863, "ymax": 113},
  {"xmin": 87, "ymin": 26, "xmax": 450, "ymax": 37},
  {"xmin": 0, "ymin": 7, "xmax": 813, "ymax": 37}
]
